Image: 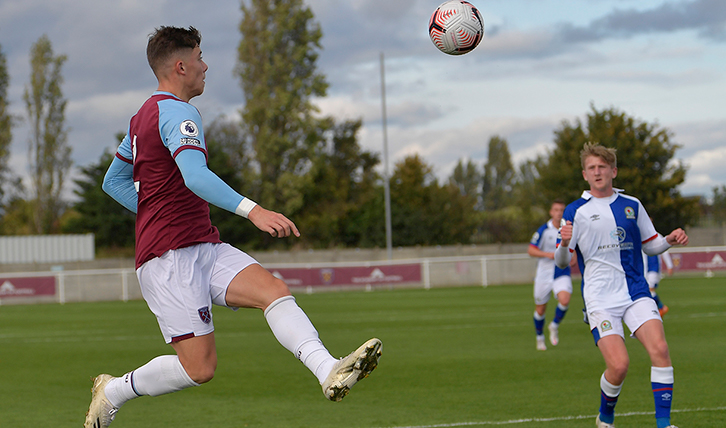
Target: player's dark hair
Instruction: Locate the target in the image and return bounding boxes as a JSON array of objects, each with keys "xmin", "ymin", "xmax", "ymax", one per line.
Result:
[
  {"xmin": 552, "ymin": 199, "xmax": 565, "ymax": 207},
  {"xmin": 147, "ymin": 26, "xmax": 201, "ymax": 76}
]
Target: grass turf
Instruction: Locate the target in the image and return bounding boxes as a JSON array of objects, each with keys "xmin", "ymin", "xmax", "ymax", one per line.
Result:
[{"xmin": 0, "ymin": 275, "xmax": 724, "ymax": 427}]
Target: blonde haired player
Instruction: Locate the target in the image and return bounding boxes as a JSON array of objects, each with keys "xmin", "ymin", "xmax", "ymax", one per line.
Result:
[{"xmin": 555, "ymin": 142, "xmax": 687, "ymax": 428}]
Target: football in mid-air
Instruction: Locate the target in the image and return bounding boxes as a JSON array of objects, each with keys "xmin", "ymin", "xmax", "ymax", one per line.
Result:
[{"xmin": 428, "ymin": 1, "xmax": 484, "ymax": 55}]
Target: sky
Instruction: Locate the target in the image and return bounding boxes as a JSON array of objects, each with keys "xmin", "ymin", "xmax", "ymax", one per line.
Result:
[{"xmin": 0, "ymin": 0, "xmax": 725, "ymax": 201}]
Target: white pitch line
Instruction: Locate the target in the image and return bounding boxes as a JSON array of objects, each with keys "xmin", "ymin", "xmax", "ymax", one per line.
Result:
[{"xmin": 379, "ymin": 407, "xmax": 726, "ymax": 428}]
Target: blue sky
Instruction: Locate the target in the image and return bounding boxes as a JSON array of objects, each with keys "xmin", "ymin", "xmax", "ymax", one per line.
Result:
[{"xmin": 1, "ymin": 0, "xmax": 724, "ymax": 200}]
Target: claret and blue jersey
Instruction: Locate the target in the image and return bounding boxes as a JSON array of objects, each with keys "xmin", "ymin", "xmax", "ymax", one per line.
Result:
[
  {"xmin": 560, "ymin": 190, "xmax": 659, "ymax": 313},
  {"xmin": 106, "ymin": 91, "xmax": 252, "ymax": 269},
  {"xmin": 114, "ymin": 91, "xmax": 222, "ymax": 268}
]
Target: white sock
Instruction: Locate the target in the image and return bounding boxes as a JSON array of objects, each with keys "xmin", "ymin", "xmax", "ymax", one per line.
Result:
[
  {"xmin": 104, "ymin": 355, "xmax": 199, "ymax": 408},
  {"xmin": 600, "ymin": 372, "xmax": 623, "ymax": 397},
  {"xmin": 651, "ymin": 366, "xmax": 674, "ymax": 384},
  {"xmin": 264, "ymin": 295, "xmax": 336, "ymax": 384}
]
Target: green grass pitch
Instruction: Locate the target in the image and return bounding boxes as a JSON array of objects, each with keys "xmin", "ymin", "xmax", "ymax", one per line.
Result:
[{"xmin": 1, "ymin": 276, "xmax": 724, "ymax": 427}]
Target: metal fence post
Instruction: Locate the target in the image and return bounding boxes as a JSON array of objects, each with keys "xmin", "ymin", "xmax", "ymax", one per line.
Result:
[
  {"xmin": 423, "ymin": 259, "xmax": 430, "ymax": 289},
  {"xmin": 122, "ymin": 270, "xmax": 129, "ymax": 302},
  {"xmin": 57, "ymin": 272, "xmax": 66, "ymax": 304},
  {"xmin": 481, "ymin": 256, "xmax": 488, "ymax": 288}
]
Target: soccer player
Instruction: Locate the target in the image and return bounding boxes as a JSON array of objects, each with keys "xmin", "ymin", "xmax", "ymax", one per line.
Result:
[
  {"xmin": 84, "ymin": 26, "xmax": 382, "ymax": 428},
  {"xmin": 528, "ymin": 199, "xmax": 572, "ymax": 350},
  {"xmin": 643, "ymin": 249, "xmax": 674, "ymax": 316},
  {"xmin": 555, "ymin": 142, "xmax": 687, "ymax": 428}
]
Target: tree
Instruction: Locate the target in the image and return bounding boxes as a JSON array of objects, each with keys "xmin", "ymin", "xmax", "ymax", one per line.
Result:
[
  {"xmin": 389, "ymin": 155, "xmax": 476, "ymax": 246},
  {"xmin": 23, "ymin": 35, "xmax": 71, "ymax": 234},
  {"xmin": 481, "ymin": 135, "xmax": 515, "ymax": 211},
  {"xmin": 0, "ymin": 43, "xmax": 18, "ymax": 213},
  {"xmin": 296, "ymin": 118, "xmax": 382, "ymax": 248},
  {"xmin": 537, "ymin": 105, "xmax": 698, "ymax": 232},
  {"xmin": 711, "ymin": 185, "xmax": 726, "ymax": 227},
  {"xmin": 236, "ymin": 0, "xmax": 328, "ymax": 213},
  {"xmin": 449, "ymin": 158, "xmax": 482, "ymax": 209},
  {"xmin": 62, "ymin": 143, "xmax": 135, "ymax": 250}
]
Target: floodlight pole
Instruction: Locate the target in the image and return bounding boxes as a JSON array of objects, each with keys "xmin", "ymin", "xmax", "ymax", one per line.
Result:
[{"xmin": 380, "ymin": 52, "xmax": 393, "ymax": 261}]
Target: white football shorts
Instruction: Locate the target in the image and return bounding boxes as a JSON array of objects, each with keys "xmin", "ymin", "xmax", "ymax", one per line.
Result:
[
  {"xmin": 533, "ymin": 275, "xmax": 573, "ymax": 305},
  {"xmin": 645, "ymin": 271, "xmax": 661, "ymax": 289},
  {"xmin": 588, "ymin": 297, "xmax": 662, "ymax": 343},
  {"xmin": 136, "ymin": 242, "xmax": 257, "ymax": 344}
]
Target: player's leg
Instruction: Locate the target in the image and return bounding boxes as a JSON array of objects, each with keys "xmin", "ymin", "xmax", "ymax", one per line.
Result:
[
  {"xmin": 589, "ymin": 309, "xmax": 629, "ymax": 427},
  {"xmin": 596, "ymin": 335, "xmax": 629, "ymax": 426},
  {"xmin": 85, "ymin": 245, "xmax": 217, "ymax": 427},
  {"xmin": 222, "ymin": 263, "xmax": 339, "ymax": 381},
  {"xmin": 104, "ymin": 340, "xmax": 207, "ymax": 406},
  {"xmin": 533, "ymin": 280, "xmax": 549, "ymax": 350},
  {"xmin": 548, "ymin": 277, "xmax": 572, "ymax": 346},
  {"xmin": 534, "ymin": 303, "xmax": 547, "ymax": 350},
  {"xmin": 652, "ymin": 285, "xmax": 669, "ymax": 316},
  {"xmin": 214, "ymin": 244, "xmax": 382, "ymax": 401},
  {"xmin": 646, "ymin": 272, "xmax": 668, "ymax": 316},
  {"xmin": 630, "ymin": 300, "xmax": 674, "ymax": 428},
  {"xmin": 650, "ymin": 285, "xmax": 663, "ymax": 307},
  {"xmin": 171, "ymin": 333, "xmax": 218, "ymax": 383}
]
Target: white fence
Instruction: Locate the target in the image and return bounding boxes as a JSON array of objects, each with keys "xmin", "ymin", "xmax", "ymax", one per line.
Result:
[
  {"xmin": 0, "ymin": 234, "xmax": 95, "ymax": 264},
  {"xmin": 0, "ymin": 254, "xmax": 537, "ymax": 305},
  {"xmin": 0, "ymin": 246, "xmax": 723, "ymax": 305}
]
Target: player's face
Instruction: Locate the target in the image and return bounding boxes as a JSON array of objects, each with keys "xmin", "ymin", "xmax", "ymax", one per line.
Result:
[
  {"xmin": 549, "ymin": 203, "xmax": 565, "ymax": 225},
  {"xmin": 582, "ymin": 155, "xmax": 617, "ymax": 197},
  {"xmin": 184, "ymin": 45, "xmax": 208, "ymax": 99}
]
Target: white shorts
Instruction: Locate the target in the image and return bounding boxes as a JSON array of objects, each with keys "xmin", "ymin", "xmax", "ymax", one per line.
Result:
[
  {"xmin": 645, "ymin": 271, "xmax": 661, "ymax": 289},
  {"xmin": 534, "ymin": 275, "xmax": 573, "ymax": 305},
  {"xmin": 136, "ymin": 242, "xmax": 257, "ymax": 344},
  {"xmin": 588, "ymin": 297, "xmax": 661, "ymax": 344}
]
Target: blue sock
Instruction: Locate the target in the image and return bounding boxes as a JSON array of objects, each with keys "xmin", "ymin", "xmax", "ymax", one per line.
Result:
[
  {"xmin": 533, "ymin": 311, "xmax": 545, "ymax": 335},
  {"xmin": 553, "ymin": 303, "xmax": 568, "ymax": 324},
  {"xmin": 652, "ymin": 293, "xmax": 663, "ymax": 309},
  {"xmin": 599, "ymin": 391, "xmax": 618, "ymax": 424},
  {"xmin": 653, "ymin": 382, "xmax": 673, "ymax": 428}
]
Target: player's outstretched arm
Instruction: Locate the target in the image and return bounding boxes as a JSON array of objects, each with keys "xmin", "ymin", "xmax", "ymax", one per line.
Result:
[
  {"xmin": 174, "ymin": 150, "xmax": 300, "ymax": 238},
  {"xmin": 247, "ymin": 205, "xmax": 300, "ymax": 238}
]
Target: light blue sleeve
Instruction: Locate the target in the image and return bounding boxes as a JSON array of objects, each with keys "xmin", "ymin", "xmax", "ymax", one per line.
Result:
[
  {"xmin": 157, "ymin": 98, "xmax": 207, "ymax": 155},
  {"xmin": 175, "ymin": 149, "xmax": 245, "ymax": 214},
  {"xmin": 116, "ymin": 132, "xmax": 133, "ymax": 162},
  {"xmin": 102, "ymin": 156, "xmax": 138, "ymax": 213}
]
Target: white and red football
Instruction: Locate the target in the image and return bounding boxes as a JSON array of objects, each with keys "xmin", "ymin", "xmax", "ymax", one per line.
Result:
[{"xmin": 428, "ymin": 1, "xmax": 484, "ymax": 55}]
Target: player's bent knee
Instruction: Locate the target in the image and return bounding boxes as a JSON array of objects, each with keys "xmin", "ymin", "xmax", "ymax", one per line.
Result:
[
  {"xmin": 610, "ymin": 362, "xmax": 629, "ymax": 381},
  {"xmin": 261, "ymin": 276, "xmax": 292, "ymax": 304},
  {"xmin": 186, "ymin": 363, "xmax": 216, "ymax": 384},
  {"xmin": 650, "ymin": 341, "xmax": 671, "ymax": 363}
]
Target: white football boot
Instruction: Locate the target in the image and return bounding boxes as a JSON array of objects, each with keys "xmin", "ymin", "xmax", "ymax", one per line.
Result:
[
  {"xmin": 84, "ymin": 374, "xmax": 119, "ymax": 428},
  {"xmin": 322, "ymin": 338, "xmax": 382, "ymax": 402},
  {"xmin": 548, "ymin": 322, "xmax": 559, "ymax": 346},
  {"xmin": 595, "ymin": 414, "xmax": 615, "ymax": 428},
  {"xmin": 536, "ymin": 335, "xmax": 547, "ymax": 351}
]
